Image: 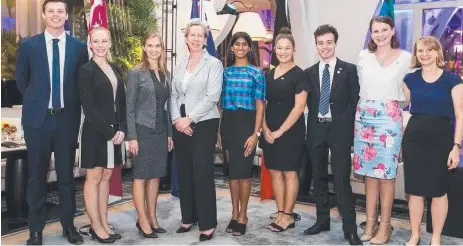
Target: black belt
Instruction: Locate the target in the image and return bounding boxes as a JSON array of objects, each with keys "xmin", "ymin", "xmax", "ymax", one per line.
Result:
[
  {"xmin": 318, "ymin": 117, "xmax": 332, "ymax": 123},
  {"xmin": 47, "ymin": 108, "xmax": 64, "ymax": 115}
]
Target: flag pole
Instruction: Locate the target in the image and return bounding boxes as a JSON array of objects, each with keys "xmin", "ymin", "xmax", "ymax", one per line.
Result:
[{"xmin": 200, "ymin": 0, "xmax": 204, "ymax": 21}]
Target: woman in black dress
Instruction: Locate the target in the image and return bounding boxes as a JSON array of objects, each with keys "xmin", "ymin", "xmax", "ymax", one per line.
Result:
[
  {"xmin": 262, "ymin": 28, "xmax": 309, "ymax": 232},
  {"xmin": 78, "ymin": 26, "xmax": 126, "ymax": 243},
  {"xmin": 402, "ymin": 36, "xmax": 463, "ymax": 246},
  {"xmin": 126, "ymin": 33, "xmax": 174, "ymax": 238}
]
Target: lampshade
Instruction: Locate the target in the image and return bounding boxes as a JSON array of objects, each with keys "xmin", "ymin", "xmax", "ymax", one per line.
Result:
[{"xmin": 232, "ymin": 12, "xmax": 267, "ymax": 41}]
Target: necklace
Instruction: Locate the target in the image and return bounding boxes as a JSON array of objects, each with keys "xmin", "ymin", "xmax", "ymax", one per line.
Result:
[{"xmin": 377, "ymin": 50, "xmax": 391, "ymax": 67}]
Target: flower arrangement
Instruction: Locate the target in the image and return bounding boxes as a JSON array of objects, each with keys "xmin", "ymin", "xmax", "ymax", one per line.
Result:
[{"xmin": 1, "ymin": 120, "xmax": 17, "ymax": 140}]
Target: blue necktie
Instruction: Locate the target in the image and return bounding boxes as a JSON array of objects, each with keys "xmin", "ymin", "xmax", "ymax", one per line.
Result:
[
  {"xmin": 319, "ymin": 64, "xmax": 330, "ymax": 116},
  {"xmin": 52, "ymin": 38, "xmax": 61, "ymax": 109}
]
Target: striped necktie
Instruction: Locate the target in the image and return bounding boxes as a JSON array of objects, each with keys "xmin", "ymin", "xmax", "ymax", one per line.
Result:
[{"xmin": 319, "ymin": 64, "xmax": 330, "ymax": 116}]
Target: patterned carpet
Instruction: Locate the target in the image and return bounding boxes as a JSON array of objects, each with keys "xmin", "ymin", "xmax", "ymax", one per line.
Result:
[
  {"xmin": 2, "ymin": 165, "xmax": 412, "ymax": 235},
  {"xmin": 9, "ymin": 194, "xmax": 463, "ymax": 245}
]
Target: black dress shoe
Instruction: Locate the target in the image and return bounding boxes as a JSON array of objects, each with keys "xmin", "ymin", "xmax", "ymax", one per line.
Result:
[
  {"xmin": 199, "ymin": 228, "xmax": 216, "ymax": 241},
  {"xmin": 344, "ymin": 232, "xmax": 363, "ymax": 245},
  {"xmin": 26, "ymin": 231, "xmax": 43, "ymax": 245},
  {"xmin": 304, "ymin": 222, "xmax": 330, "ymax": 235},
  {"xmin": 63, "ymin": 227, "xmax": 84, "ymax": 245}
]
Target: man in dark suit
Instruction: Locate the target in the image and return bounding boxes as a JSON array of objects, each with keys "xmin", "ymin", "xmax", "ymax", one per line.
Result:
[
  {"xmin": 303, "ymin": 25, "xmax": 361, "ymax": 245},
  {"xmin": 16, "ymin": 0, "xmax": 88, "ymax": 244}
]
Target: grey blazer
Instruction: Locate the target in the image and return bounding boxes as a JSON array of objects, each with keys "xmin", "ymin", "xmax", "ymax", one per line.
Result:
[
  {"xmin": 126, "ymin": 67, "xmax": 173, "ymax": 141},
  {"xmin": 170, "ymin": 51, "xmax": 223, "ymax": 123}
]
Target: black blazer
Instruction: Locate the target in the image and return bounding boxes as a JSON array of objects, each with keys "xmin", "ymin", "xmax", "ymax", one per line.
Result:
[
  {"xmin": 78, "ymin": 59, "xmax": 127, "ymax": 140},
  {"xmin": 305, "ymin": 58, "xmax": 360, "ymax": 147}
]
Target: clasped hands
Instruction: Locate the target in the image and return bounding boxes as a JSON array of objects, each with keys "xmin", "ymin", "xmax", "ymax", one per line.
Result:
[
  {"xmin": 262, "ymin": 127, "xmax": 283, "ymax": 144},
  {"xmin": 173, "ymin": 117, "xmax": 194, "ymax": 136},
  {"xmin": 111, "ymin": 131, "xmax": 125, "ymax": 145}
]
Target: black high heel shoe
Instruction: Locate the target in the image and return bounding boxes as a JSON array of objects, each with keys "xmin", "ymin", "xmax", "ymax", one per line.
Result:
[
  {"xmin": 136, "ymin": 221, "xmax": 158, "ymax": 238},
  {"xmin": 176, "ymin": 223, "xmax": 195, "ymax": 233},
  {"xmin": 199, "ymin": 228, "xmax": 216, "ymax": 242},
  {"xmin": 89, "ymin": 227, "xmax": 116, "ymax": 243},
  {"xmin": 151, "ymin": 226, "xmax": 167, "ymax": 233},
  {"xmin": 109, "ymin": 232, "xmax": 122, "ymax": 240}
]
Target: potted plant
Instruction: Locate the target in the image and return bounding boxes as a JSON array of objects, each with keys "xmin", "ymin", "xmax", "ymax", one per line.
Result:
[{"xmin": 1, "ymin": 29, "xmax": 22, "ymax": 107}]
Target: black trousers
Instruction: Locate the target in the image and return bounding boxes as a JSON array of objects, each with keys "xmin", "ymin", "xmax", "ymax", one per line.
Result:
[
  {"xmin": 173, "ymin": 118, "xmax": 219, "ymax": 231},
  {"xmin": 23, "ymin": 114, "xmax": 79, "ymax": 233},
  {"xmin": 309, "ymin": 122, "xmax": 357, "ymax": 233}
]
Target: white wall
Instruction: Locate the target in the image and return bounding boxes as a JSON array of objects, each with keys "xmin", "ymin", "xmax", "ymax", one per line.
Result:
[{"xmin": 289, "ymin": 0, "xmax": 378, "ymax": 69}]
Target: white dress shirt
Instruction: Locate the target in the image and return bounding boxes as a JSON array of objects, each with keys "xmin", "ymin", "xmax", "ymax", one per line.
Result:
[
  {"xmin": 44, "ymin": 31, "xmax": 66, "ymax": 108},
  {"xmin": 318, "ymin": 57, "xmax": 337, "ymax": 118}
]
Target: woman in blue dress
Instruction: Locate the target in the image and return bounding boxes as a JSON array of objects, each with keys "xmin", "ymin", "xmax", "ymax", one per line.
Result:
[
  {"xmin": 402, "ymin": 36, "xmax": 463, "ymax": 246},
  {"xmin": 220, "ymin": 32, "xmax": 265, "ymax": 236}
]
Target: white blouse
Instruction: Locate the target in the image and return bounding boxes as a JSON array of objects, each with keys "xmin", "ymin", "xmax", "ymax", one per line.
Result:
[{"xmin": 357, "ymin": 49, "xmax": 412, "ymax": 101}]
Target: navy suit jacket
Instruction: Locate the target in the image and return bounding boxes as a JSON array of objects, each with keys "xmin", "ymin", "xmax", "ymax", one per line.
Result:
[
  {"xmin": 16, "ymin": 33, "xmax": 89, "ymax": 129},
  {"xmin": 305, "ymin": 58, "xmax": 360, "ymax": 147}
]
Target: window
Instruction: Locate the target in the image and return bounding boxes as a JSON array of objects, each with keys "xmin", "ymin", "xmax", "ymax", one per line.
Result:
[{"xmin": 423, "ymin": 7, "xmax": 463, "ymax": 77}]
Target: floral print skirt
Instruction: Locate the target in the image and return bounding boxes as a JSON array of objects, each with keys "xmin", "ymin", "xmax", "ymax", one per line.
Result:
[{"xmin": 353, "ymin": 99, "xmax": 403, "ymax": 179}]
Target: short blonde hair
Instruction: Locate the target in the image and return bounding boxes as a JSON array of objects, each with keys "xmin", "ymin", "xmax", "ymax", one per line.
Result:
[
  {"xmin": 411, "ymin": 36, "xmax": 445, "ymax": 68},
  {"xmin": 89, "ymin": 26, "xmax": 113, "ymax": 62},
  {"xmin": 184, "ymin": 19, "xmax": 208, "ymax": 38}
]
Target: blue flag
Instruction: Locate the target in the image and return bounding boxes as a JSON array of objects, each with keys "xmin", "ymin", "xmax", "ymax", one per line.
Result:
[{"xmin": 190, "ymin": 0, "xmax": 217, "ymax": 56}]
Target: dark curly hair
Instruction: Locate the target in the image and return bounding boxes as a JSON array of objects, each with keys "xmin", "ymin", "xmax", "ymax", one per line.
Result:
[
  {"xmin": 367, "ymin": 16, "xmax": 400, "ymax": 52},
  {"xmin": 314, "ymin": 24, "xmax": 339, "ymax": 44}
]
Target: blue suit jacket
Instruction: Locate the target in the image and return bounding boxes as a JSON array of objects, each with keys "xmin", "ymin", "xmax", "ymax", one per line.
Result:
[{"xmin": 16, "ymin": 33, "xmax": 89, "ymax": 129}]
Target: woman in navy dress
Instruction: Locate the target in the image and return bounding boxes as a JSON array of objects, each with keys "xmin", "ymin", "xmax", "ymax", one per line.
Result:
[
  {"xmin": 402, "ymin": 36, "xmax": 463, "ymax": 246},
  {"xmin": 220, "ymin": 32, "xmax": 265, "ymax": 236}
]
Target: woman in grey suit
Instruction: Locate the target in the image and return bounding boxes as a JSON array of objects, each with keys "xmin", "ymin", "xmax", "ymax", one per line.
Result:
[
  {"xmin": 171, "ymin": 19, "xmax": 223, "ymax": 241},
  {"xmin": 126, "ymin": 33, "xmax": 174, "ymax": 238}
]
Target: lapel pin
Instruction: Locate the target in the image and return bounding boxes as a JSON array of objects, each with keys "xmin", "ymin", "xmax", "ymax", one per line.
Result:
[{"xmin": 337, "ymin": 71, "xmax": 340, "ymax": 74}]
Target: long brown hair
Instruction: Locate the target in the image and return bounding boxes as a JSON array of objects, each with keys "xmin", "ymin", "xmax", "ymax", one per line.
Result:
[{"xmin": 137, "ymin": 33, "xmax": 167, "ymax": 75}]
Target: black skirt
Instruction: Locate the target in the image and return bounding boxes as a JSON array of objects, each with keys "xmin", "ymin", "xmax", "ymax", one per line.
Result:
[
  {"xmin": 79, "ymin": 120, "xmax": 125, "ymax": 169},
  {"xmin": 221, "ymin": 109, "xmax": 256, "ymax": 179},
  {"xmin": 402, "ymin": 114, "xmax": 454, "ymax": 197}
]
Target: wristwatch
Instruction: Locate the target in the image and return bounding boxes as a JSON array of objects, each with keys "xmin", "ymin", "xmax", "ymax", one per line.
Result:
[{"xmin": 454, "ymin": 143, "xmax": 462, "ymax": 150}]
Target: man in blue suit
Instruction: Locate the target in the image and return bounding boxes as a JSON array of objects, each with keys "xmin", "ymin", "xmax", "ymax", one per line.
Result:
[{"xmin": 16, "ymin": 0, "xmax": 88, "ymax": 244}]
